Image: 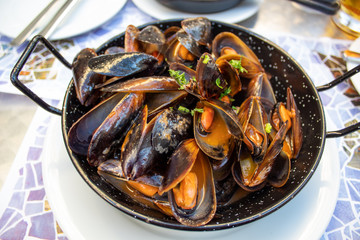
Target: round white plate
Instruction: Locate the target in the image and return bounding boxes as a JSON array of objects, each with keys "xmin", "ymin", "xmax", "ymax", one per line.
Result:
[
  {"xmin": 43, "ymin": 116, "xmax": 339, "ymax": 240},
  {"xmin": 0, "ymin": 0, "xmax": 126, "ymax": 40},
  {"xmin": 132, "ymin": 0, "xmax": 262, "ymax": 23},
  {"xmin": 347, "ymin": 37, "xmax": 360, "ymax": 93}
]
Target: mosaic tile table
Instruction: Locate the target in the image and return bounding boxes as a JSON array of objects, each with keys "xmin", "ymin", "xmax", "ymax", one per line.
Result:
[{"xmin": 0, "ymin": 1, "xmax": 359, "ymax": 239}]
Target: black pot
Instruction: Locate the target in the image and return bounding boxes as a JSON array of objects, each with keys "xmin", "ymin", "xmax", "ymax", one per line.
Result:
[
  {"xmin": 155, "ymin": 0, "xmax": 244, "ymax": 13},
  {"xmin": 11, "ymin": 19, "xmax": 360, "ymax": 231}
]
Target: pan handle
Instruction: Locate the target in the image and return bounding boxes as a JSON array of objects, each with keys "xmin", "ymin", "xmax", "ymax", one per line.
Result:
[
  {"xmin": 316, "ymin": 64, "xmax": 360, "ymax": 138},
  {"xmin": 326, "ymin": 122, "xmax": 360, "ymax": 138},
  {"xmin": 316, "ymin": 64, "xmax": 360, "ymax": 91},
  {"xmin": 10, "ymin": 35, "xmax": 72, "ymax": 116}
]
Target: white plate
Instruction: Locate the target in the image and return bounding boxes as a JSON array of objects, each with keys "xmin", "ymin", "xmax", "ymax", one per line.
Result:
[
  {"xmin": 132, "ymin": 0, "xmax": 262, "ymax": 23},
  {"xmin": 43, "ymin": 116, "xmax": 339, "ymax": 240},
  {"xmin": 0, "ymin": 0, "xmax": 126, "ymax": 40},
  {"xmin": 347, "ymin": 37, "xmax": 360, "ymax": 93}
]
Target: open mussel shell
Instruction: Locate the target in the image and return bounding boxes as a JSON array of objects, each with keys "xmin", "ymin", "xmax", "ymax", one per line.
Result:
[
  {"xmin": 168, "ymin": 150, "xmax": 216, "ymax": 227},
  {"xmin": 67, "ymin": 92, "xmax": 126, "ymax": 156},
  {"xmin": 136, "ymin": 25, "xmax": 166, "ymax": 54},
  {"xmin": 158, "ymin": 139, "xmax": 199, "ymax": 194},
  {"xmin": 216, "ymin": 53, "xmax": 264, "ymax": 79},
  {"xmin": 124, "ymin": 24, "xmax": 141, "ymax": 52},
  {"xmin": 196, "ymin": 52, "xmax": 227, "ymax": 99},
  {"xmin": 121, "ymin": 105, "xmax": 154, "ymax": 179},
  {"xmin": 176, "ymin": 29, "xmax": 202, "ymax": 57},
  {"xmin": 267, "ymin": 150, "xmax": 291, "ymax": 188},
  {"xmin": 286, "ymin": 87, "xmax": 303, "ymax": 159},
  {"xmin": 63, "ymin": 19, "xmax": 324, "ymax": 230},
  {"xmin": 100, "ymin": 76, "xmax": 180, "ymax": 93},
  {"xmin": 72, "ymin": 48, "xmax": 105, "ymax": 107},
  {"xmin": 216, "ymin": 58, "xmax": 241, "ymax": 97},
  {"xmin": 87, "ymin": 93, "xmax": 145, "ymax": 167},
  {"xmin": 193, "ymin": 101, "xmax": 234, "ymax": 160},
  {"xmin": 237, "ymin": 96, "xmax": 268, "ymax": 162},
  {"xmin": 246, "ymin": 72, "xmax": 276, "ymax": 115},
  {"xmin": 98, "ymin": 160, "xmax": 168, "ymax": 217},
  {"xmin": 212, "ymin": 31, "xmax": 260, "ymax": 65},
  {"xmin": 181, "ymin": 17, "xmax": 212, "ymax": 46}
]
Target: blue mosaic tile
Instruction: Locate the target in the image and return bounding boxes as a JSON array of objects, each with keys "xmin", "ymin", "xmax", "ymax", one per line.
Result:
[
  {"xmin": 340, "ymin": 154, "xmax": 349, "ymax": 171},
  {"xmin": 328, "ymin": 230, "xmax": 343, "ymax": 240},
  {"xmin": 0, "ymin": 220, "xmax": 27, "ymax": 240},
  {"xmin": 0, "ymin": 208, "xmax": 14, "ymax": 229},
  {"xmin": 25, "ymin": 202, "xmax": 43, "ymax": 216},
  {"xmin": 350, "ymin": 108, "xmax": 360, "ymax": 116},
  {"xmin": 340, "ymin": 109, "xmax": 351, "ymax": 122},
  {"xmin": 27, "ymin": 189, "xmax": 45, "ymax": 201},
  {"xmin": 26, "ymin": 147, "xmax": 42, "ymax": 161},
  {"xmin": 345, "ymin": 225, "xmax": 351, "ymax": 238},
  {"xmin": 352, "ymin": 230, "xmax": 360, "ymax": 240},
  {"xmin": 345, "ymin": 167, "xmax": 360, "ymax": 179},
  {"xmin": 29, "ymin": 212, "xmax": 55, "ymax": 240},
  {"xmin": 333, "ymin": 200, "xmax": 355, "ymax": 224},
  {"xmin": 24, "ymin": 163, "xmax": 36, "ymax": 189},
  {"xmin": 355, "ymin": 203, "xmax": 360, "ymax": 214},
  {"xmin": 34, "ymin": 136, "xmax": 45, "ymax": 146},
  {"xmin": 1, "ymin": 210, "xmax": 22, "ymax": 232},
  {"xmin": 14, "ymin": 177, "xmax": 23, "ymax": 190},
  {"xmin": 8, "ymin": 192, "xmax": 25, "ymax": 210},
  {"xmin": 348, "ymin": 180, "xmax": 360, "ymax": 201},
  {"xmin": 326, "ymin": 216, "xmax": 344, "ymax": 231},
  {"xmin": 34, "ymin": 162, "xmax": 43, "ymax": 186},
  {"xmin": 338, "ymin": 179, "xmax": 348, "ymax": 198}
]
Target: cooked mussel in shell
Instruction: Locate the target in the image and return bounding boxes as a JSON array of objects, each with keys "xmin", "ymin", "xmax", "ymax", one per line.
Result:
[{"xmin": 66, "ymin": 17, "xmax": 303, "ymax": 227}]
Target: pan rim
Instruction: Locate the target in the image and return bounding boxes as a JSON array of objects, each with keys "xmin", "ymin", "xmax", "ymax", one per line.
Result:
[{"xmin": 61, "ymin": 18, "xmax": 327, "ymax": 231}]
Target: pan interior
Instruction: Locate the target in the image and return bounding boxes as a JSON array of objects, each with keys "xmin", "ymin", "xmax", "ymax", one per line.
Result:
[{"xmin": 61, "ymin": 19, "xmax": 326, "ymax": 230}]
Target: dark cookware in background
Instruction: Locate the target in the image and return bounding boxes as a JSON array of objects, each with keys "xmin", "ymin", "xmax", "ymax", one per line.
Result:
[
  {"xmin": 155, "ymin": 0, "xmax": 340, "ymax": 15},
  {"xmin": 289, "ymin": 0, "xmax": 340, "ymax": 15},
  {"xmin": 11, "ymin": 19, "xmax": 360, "ymax": 231},
  {"xmin": 155, "ymin": 0, "xmax": 244, "ymax": 13}
]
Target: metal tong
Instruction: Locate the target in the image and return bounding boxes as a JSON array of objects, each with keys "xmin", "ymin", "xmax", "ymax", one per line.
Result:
[{"xmin": 10, "ymin": 0, "xmax": 79, "ymax": 46}]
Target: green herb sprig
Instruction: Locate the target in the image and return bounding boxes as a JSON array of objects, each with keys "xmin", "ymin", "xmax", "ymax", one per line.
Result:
[
  {"xmin": 229, "ymin": 58, "xmax": 248, "ymax": 73},
  {"xmin": 169, "ymin": 69, "xmax": 188, "ymax": 90}
]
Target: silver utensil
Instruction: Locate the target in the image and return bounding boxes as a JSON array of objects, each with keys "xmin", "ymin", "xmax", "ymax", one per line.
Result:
[
  {"xmin": 10, "ymin": 0, "xmax": 59, "ymax": 46},
  {"xmin": 38, "ymin": 0, "xmax": 79, "ymax": 39},
  {"xmin": 343, "ymin": 49, "xmax": 360, "ymax": 64},
  {"xmin": 10, "ymin": 0, "xmax": 79, "ymax": 47}
]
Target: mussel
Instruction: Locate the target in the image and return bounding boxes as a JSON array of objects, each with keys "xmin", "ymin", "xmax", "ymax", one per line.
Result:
[
  {"xmin": 87, "ymin": 93, "xmax": 145, "ymax": 167},
  {"xmin": 72, "ymin": 48, "xmax": 105, "ymax": 106}
]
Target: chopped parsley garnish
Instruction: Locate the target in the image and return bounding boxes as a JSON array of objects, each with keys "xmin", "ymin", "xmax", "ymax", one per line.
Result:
[
  {"xmin": 229, "ymin": 58, "xmax": 248, "ymax": 73},
  {"xmin": 232, "ymin": 106, "xmax": 240, "ymax": 114},
  {"xmin": 202, "ymin": 54, "xmax": 210, "ymax": 64},
  {"xmin": 215, "ymin": 78, "xmax": 223, "ymax": 89},
  {"xmin": 191, "ymin": 108, "xmax": 204, "ymax": 116},
  {"xmin": 178, "ymin": 106, "xmax": 190, "ymax": 114},
  {"xmin": 169, "ymin": 69, "xmax": 188, "ymax": 89},
  {"xmin": 220, "ymin": 86, "xmax": 232, "ymax": 99},
  {"xmin": 265, "ymin": 123, "xmax": 272, "ymax": 133}
]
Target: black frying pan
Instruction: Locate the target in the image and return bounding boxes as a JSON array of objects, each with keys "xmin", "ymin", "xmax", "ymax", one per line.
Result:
[{"xmin": 10, "ymin": 19, "xmax": 360, "ymax": 231}]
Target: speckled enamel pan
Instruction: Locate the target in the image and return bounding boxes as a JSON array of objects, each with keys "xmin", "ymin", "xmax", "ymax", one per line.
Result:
[{"xmin": 11, "ymin": 19, "xmax": 360, "ymax": 231}]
